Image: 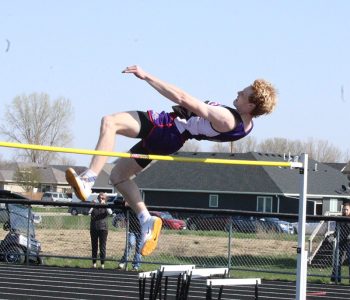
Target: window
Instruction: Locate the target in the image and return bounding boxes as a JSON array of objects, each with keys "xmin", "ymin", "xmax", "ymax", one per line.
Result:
[
  {"xmin": 40, "ymin": 185, "xmax": 52, "ymax": 192},
  {"xmin": 209, "ymin": 194, "xmax": 218, "ymax": 208},
  {"xmin": 329, "ymin": 199, "xmax": 338, "ymax": 213},
  {"xmin": 257, "ymin": 196, "xmax": 273, "ymax": 212}
]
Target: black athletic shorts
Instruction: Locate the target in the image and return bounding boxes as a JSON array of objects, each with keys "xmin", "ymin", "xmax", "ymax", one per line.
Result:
[{"xmin": 130, "ymin": 110, "xmax": 186, "ymax": 168}]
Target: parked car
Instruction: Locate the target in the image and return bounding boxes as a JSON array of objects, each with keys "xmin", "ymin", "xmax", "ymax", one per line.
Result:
[
  {"xmin": 106, "ymin": 195, "xmax": 124, "ymax": 212},
  {"xmin": 259, "ymin": 218, "xmax": 294, "ymax": 234},
  {"xmin": 108, "ymin": 195, "xmax": 126, "ymax": 228},
  {"xmin": 68, "ymin": 205, "xmax": 90, "ymax": 216},
  {"xmin": 68, "ymin": 193, "xmax": 120, "ymax": 216},
  {"xmin": 0, "ymin": 190, "xmax": 43, "ymax": 264},
  {"xmin": 112, "ymin": 212, "xmax": 126, "ymax": 229},
  {"xmin": 233, "ymin": 216, "xmax": 295, "ymax": 234},
  {"xmin": 187, "ymin": 214, "xmax": 294, "ymax": 234},
  {"xmin": 41, "ymin": 192, "xmax": 72, "ymax": 203},
  {"xmin": 186, "ymin": 214, "xmax": 231, "ymax": 231},
  {"xmin": 231, "ymin": 216, "xmax": 261, "ymax": 233},
  {"xmin": 150, "ymin": 211, "xmax": 186, "ymax": 230},
  {"xmin": 68, "ymin": 196, "xmax": 92, "ymax": 216}
]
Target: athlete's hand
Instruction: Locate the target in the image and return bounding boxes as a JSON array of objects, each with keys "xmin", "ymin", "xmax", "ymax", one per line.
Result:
[{"xmin": 122, "ymin": 65, "xmax": 147, "ymax": 80}]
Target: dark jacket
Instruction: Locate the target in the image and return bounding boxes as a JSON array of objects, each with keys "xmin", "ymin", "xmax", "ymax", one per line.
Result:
[
  {"xmin": 336, "ymin": 221, "xmax": 350, "ymax": 245},
  {"xmin": 90, "ymin": 207, "xmax": 109, "ymax": 231}
]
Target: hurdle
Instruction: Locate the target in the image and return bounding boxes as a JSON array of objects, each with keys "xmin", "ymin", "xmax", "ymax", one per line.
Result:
[
  {"xmin": 0, "ymin": 141, "xmax": 309, "ymax": 300},
  {"xmin": 186, "ymin": 267, "xmax": 229, "ymax": 279},
  {"xmin": 138, "ymin": 265, "xmax": 195, "ymax": 300},
  {"xmin": 139, "ymin": 266, "xmax": 229, "ymax": 300},
  {"xmin": 206, "ymin": 278, "xmax": 261, "ymax": 300},
  {"xmin": 181, "ymin": 268, "xmax": 229, "ymax": 299}
]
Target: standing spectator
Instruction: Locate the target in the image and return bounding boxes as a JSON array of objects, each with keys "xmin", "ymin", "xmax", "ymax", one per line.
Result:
[
  {"xmin": 89, "ymin": 192, "xmax": 113, "ymax": 269},
  {"xmin": 331, "ymin": 202, "xmax": 350, "ymax": 283},
  {"xmin": 118, "ymin": 203, "xmax": 142, "ymax": 271}
]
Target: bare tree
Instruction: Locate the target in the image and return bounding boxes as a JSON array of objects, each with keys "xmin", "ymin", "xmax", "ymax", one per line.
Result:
[
  {"xmin": 0, "ymin": 155, "xmax": 11, "ymax": 169},
  {"xmin": 304, "ymin": 138, "xmax": 343, "ymax": 162},
  {"xmin": 57, "ymin": 156, "xmax": 76, "ymax": 166},
  {"xmin": 207, "ymin": 135, "xmax": 346, "ymax": 162},
  {"xmin": 257, "ymin": 137, "xmax": 344, "ymax": 162},
  {"xmin": 231, "ymin": 136, "xmax": 258, "ymax": 153},
  {"xmin": 258, "ymin": 137, "xmax": 292, "ymax": 154},
  {"xmin": 342, "ymin": 149, "xmax": 350, "ymax": 162},
  {"xmin": 209, "ymin": 137, "xmax": 258, "ymax": 153},
  {"xmin": 0, "ymin": 93, "xmax": 74, "ymax": 164},
  {"xmin": 179, "ymin": 140, "xmax": 201, "ymax": 152},
  {"xmin": 210, "ymin": 142, "xmax": 230, "ymax": 153}
]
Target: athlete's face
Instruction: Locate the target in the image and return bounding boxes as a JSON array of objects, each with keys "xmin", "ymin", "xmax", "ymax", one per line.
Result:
[{"xmin": 233, "ymin": 86, "xmax": 255, "ymax": 114}]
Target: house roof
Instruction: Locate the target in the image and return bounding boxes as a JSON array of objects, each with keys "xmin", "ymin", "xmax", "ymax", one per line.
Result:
[
  {"xmin": 252, "ymin": 153, "xmax": 349, "ymax": 197},
  {"xmin": 340, "ymin": 162, "xmax": 350, "ymax": 176},
  {"xmin": 0, "ymin": 163, "xmax": 88, "ymax": 185},
  {"xmin": 134, "ymin": 152, "xmax": 279, "ymax": 193},
  {"xmin": 324, "ymin": 162, "xmax": 347, "ymax": 173},
  {"xmin": 94, "ymin": 164, "xmax": 114, "ymax": 189},
  {"xmin": 0, "ymin": 162, "xmax": 114, "ymax": 189},
  {"xmin": 134, "ymin": 152, "xmax": 350, "ymax": 198}
]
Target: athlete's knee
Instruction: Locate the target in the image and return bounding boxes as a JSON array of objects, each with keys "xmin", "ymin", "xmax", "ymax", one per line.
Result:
[
  {"xmin": 109, "ymin": 174, "xmax": 122, "ymax": 186},
  {"xmin": 110, "ymin": 157, "xmax": 142, "ymax": 187},
  {"xmin": 100, "ymin": 115, "xmax": 117, "ymax": 133},
  {"xmin": 110, "ymin": 172, "xmax": 129, "ymax": 187}
]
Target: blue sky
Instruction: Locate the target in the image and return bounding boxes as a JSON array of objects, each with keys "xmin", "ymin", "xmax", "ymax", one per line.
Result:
[{"xmin": 0, "ymin": 1, "xmax": 349, "ymax": 166}]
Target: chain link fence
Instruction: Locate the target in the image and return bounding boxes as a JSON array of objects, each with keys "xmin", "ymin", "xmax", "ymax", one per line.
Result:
[{"xmin": 0, "ymin": 199, "xmax": 350, "ymax": 284}]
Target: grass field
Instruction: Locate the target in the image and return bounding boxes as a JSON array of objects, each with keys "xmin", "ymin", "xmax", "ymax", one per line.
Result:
[{"xmin": 4, "ymin": 207, "xmax": 338, "ymax": 284}]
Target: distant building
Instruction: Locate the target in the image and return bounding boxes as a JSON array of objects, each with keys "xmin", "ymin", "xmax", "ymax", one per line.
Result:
[
  {"xmin": 1, "ymin": 152, "xmax": 350, "ymax": 215},
  {"xmin": 133, "ymin": 152, "xmax": 350, "ymax": 215},
  {"xmin": 0, "ymin": 163, "xmax": 116, "ymax": 196}
]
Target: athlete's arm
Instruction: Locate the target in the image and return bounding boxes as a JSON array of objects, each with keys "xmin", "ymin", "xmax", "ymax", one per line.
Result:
[{"xmin": 122, "ymin": 65, "xmax": 236, "ymax": 132}]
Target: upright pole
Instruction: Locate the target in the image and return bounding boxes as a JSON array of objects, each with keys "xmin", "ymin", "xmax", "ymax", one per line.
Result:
[
  {"xmin": 227, "ymin": 219, "xmax": 232, "ymax": 270},
  {"xmin": 296, "ymin": 153, "xmax": 308, "ymax": 300},
  {"xmin": 26, "ymin": 206, "xmax": 31, "ymax": 265},
  {"xmin": 125, "ymin": 209, "xmax": 130, "ymax": 270}
]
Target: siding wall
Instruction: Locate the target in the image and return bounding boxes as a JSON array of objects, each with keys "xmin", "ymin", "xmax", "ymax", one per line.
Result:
[
  {"xmin": 143, "ymin": 191, "xmax": 279, "ymax": 212},
  {"xmin": 142, "ymin": 191, "xmax": 325, "ymax": 215}
]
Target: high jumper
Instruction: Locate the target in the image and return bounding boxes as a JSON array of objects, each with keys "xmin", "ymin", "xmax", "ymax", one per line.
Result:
[{"xmin": 65, "ymin": 65, "xmax": 277, "ymax": 256}]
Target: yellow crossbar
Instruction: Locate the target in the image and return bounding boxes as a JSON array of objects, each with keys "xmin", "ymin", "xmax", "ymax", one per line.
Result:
[{"xmin": 0, "ymin": 141, "xmax": 303, "ymax": 168}]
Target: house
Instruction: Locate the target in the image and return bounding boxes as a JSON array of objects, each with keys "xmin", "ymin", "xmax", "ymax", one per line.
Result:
[
  {"xmin": 133, "ymin": 152, "xmax": 350, "ymax": 215},
  {"xmin": 0, "ymin": 163, "xmax": 116, "ymax": 197},
  {"xmin": 1, "ymin": 152, "xmax": 349, "ymax": 215}
]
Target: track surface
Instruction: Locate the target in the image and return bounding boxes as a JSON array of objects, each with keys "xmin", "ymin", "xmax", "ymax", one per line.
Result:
[{"xmin": 0, "ymin": 264, "xmax": 349, "ymax": 299}]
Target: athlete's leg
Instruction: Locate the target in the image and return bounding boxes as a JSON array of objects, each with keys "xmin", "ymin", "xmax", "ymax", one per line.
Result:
[
  {"xmin": 66, "ymin": 111, "xmax": 142, "ymax": 201},
  {"xmin": 110, "ymin": 158, "xmax": 162, "ymax": 256},
  {"xmin": 109, "ymin": 158, "xmax": 147, "ymax": 213},
  {"xmin": 90, "ymin": 111, "xmax": 142, "ymax": 175}
]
